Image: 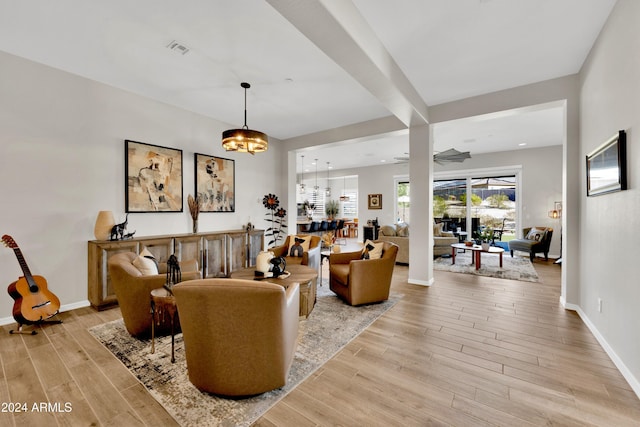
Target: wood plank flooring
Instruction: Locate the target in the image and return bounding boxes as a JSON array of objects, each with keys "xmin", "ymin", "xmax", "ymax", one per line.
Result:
[{"xmin": 1, "ymin": 257, "xmax": 639, "ymax": 426}]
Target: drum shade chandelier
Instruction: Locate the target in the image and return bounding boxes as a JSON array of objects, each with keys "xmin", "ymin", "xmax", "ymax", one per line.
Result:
[{"xmin": 222, "ymin": 82, "xmax": 268, "ymax": 154}]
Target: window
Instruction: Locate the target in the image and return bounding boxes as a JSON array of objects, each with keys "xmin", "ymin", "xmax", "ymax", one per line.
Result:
[
  {"xmin": 433, "ymin": 173, "xmax": 517, "ymax": 242},
  {"xmin": 396, "ymin": 181, "xmax": 410, "ymax": 223}
]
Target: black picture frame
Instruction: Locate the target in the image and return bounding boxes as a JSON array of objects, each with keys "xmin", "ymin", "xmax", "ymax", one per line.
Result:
[
  {"xmin": 194, "ymin": 153, "xmax": 235, "ymax": 212},
  {"xmin": 125, "ymin": 140, "xmax": 183, "ymax": 212},
  {"xmin": 586, "ymin": 130, "xmax": 627, "ymax": 197}
]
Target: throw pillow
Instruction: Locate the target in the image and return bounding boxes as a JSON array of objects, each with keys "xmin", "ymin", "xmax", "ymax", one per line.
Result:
[
  {"xmin": 293, "ymin": 235, "xmax": 311, "ymax": 252},
  {"xmin": 433, "ymin": 222, "xmax": 444, "ymax": 237},
  {"xmin": 361, "ymin": 239, "xmax": 384, "ymax": 260},
  {"xmin": 140, "ymin": 247, "xmax": 159, "ymax": 269},
  {"xmin": 289, "ymin": 237, "xmax": 305, "ymax": 257},
  {"xmin": 526, "ymin": 228, "xmax": 546, "ymax": 242},
  {"xmin": 397, "ymin": 225, "xmax": 409, "ymax": 237},
  {"xmin": 379, "ymin": 225, "xmax": 396, "ymax": 236},
  {"xmin": 133, "ymin": 251, "xmax": 159, "ymax": 275}
]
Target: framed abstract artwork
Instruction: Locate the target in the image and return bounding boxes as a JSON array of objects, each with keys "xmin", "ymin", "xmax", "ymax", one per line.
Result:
[
  {"xmin": 586, "ymin": 130, "xmax": 627, "ymax": 197},
  {"xmin": 125, "ymin": 140, "xmax": 183, "ymax": 212},
  {"xmin": 194, "ymin": 153, "xmax": 235, "ymax": 212},
  {"xmin": 368, "ymin": 193, "xmax": 382, "ymax": 209}
]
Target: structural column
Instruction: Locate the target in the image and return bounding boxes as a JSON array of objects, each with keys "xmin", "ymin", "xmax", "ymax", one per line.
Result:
[{"xmin": 408, "ymin": 124, "xmax": 434, "ymax": 286}]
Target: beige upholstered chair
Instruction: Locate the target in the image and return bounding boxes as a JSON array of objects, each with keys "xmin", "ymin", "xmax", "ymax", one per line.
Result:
[
  {"xmin": 107, "ymin": 252, "xmax": 201, "ymax": 337},
  {"xmin": 329, "ymin": 240, "xmax": 398, "ymax": 306},
  {"xmin": 173, "ymin": 278, "xmax": 299, "ymax": 396},
  {"xmin": 270, "ymin": 234, "xmax": 321, "ymax": 271}
]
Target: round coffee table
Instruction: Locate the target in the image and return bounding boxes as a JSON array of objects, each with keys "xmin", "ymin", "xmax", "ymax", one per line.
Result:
[{"xmin": 230, "ymin": 264, "xmax": 318, "ymax": 318}]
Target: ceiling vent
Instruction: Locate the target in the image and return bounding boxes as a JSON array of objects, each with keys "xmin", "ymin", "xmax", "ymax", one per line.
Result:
[{"xmin": 166, "ymin": 40, "xmax": 190, "ymax": 55}]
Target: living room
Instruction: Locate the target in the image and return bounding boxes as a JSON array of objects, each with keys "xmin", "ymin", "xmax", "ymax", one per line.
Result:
[{"xmin": 0, "ymin": 0, "xmax": 639, "ymax": 425}]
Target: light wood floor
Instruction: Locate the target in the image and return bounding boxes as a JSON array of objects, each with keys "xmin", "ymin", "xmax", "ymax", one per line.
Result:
[{"xmin": 1, "ymin": 257, "xmax": 639, "ymax": 426}]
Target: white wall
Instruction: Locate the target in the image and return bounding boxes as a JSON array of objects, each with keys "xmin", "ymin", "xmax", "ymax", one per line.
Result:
[
  {"xmin": 578, "ymin": 0, "xmax": 640, "ymax": 394},
  {"xmin": 0, "ymin": 51, "xmax": 285, "ymax": 323}
]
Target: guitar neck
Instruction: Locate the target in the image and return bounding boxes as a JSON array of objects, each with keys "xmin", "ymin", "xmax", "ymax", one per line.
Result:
[{"xmin": 12, "ymin": 247, "xmax": 38, "ymax": 290}]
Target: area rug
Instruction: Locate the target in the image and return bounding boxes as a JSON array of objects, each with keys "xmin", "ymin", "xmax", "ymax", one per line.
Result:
[
  {"xmin": 433, "ymin": 250, "xmax": 540, "ymax": 282},
  {"xmin": 89, "ymin": 287, "xmax": 400, "ymax": 426}
]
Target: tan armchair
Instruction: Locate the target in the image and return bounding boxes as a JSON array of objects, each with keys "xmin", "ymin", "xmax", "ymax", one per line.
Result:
[
  {"xmin": 107, "ymin": 252, "xmax": 201, "ymax": 337},
  {"xmin": 270, "ymin": 234, "xmax": 321, "ymax": 272},
  {"xmin": 329, "ymin": 241, "xmax": 398, "ymax": 306},
  {"xmin": 172, "ymin": 278, "xmax": 299, "ymax": 396}
]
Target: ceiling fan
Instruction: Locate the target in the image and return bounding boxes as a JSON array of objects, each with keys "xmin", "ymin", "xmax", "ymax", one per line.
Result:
[{"xmin": 394, "ymin": 148, "xmax": 471, "ymax": 165}]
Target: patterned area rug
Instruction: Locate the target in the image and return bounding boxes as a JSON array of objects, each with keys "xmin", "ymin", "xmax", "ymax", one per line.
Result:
[
  {"xmin": 434, "ymin": 250, "xmax": 540, "ymax": 282},
  {"xmin": 89, "ymin": 287, "xmax": 400, "ymax": 426}
]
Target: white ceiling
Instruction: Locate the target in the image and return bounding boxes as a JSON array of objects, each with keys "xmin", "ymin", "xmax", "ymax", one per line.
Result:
[{"xmin": 0, "ymin": 0, "xmax": 616, "ymax": 170}]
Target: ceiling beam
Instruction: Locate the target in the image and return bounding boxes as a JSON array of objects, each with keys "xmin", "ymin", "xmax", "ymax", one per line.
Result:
[{"xmin": 267, "ymin": 0, "xmax": 429, "ymax": 127}]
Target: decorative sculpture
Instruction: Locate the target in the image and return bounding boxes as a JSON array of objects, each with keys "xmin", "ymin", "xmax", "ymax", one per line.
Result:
[
  {"xmin": 163, "ymin": 254, "xmax": 181, "ymax": 294},
  {"xmin": 110, "ymin": 214, "xmax": 129, "ymax": 241}
]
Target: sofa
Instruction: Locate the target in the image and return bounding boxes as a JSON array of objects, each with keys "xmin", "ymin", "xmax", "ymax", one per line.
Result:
[
  {"xmin": 377, "ymin": 223, "xmax": 458, "ymax": 262},
  {"xmin": 433, "ymin": 222, "xmax": 459, "ymax": 256},
  {"xmin": 378, "ymin": 224, "xmax": 409, "ymax": 263}
]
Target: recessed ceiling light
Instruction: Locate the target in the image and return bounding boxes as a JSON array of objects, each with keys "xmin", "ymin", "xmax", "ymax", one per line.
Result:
[{"xmin": 519, "ymin": 143, "xmax": 527, "ymax": 146}]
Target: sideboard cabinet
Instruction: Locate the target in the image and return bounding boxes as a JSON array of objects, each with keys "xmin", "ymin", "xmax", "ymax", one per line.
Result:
[{"xmin": 88, "ymin": 229, "xmax": 264, "ymax": 310}]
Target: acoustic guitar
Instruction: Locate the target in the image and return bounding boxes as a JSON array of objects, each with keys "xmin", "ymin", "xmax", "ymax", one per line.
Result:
[{"xmin": 2, "ymin": 235, "xmax": 60, "ymax": 327}]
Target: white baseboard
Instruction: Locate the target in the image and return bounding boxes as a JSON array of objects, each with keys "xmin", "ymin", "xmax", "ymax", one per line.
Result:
[
  {"xmin": 408, "ymin": 277, "xmax": 433, "ymax": 286},
  {"xmin": 564, "ymin": 301, "xmax": 640, "ymax": 399},
  {"xmin": 0, "ymin": 300, "xmax": 91, "ymax": 327}
]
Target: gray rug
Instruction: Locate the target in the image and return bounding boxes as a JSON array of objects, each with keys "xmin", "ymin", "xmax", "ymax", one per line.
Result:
[
  {"xmin": 434, "ymin": 250, "xmax": 540, "ymax": 282},
  {"xmin": 89, "ymin": 287, "xmax": 400, "ymax": 426}
]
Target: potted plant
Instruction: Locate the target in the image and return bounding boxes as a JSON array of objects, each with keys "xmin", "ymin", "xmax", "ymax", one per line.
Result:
[
  {"xmin": 477, "ymin": 227, "xmax": 494, "ymax": 251},
  {"xmin": 325, "ymin": 200, "xmax": 339, "ymax": 219}
]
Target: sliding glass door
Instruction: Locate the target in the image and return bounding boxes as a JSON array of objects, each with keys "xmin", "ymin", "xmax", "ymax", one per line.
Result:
[{"xmin": 434, "ymin": 174, "xmax": 517, "ymax": 244}]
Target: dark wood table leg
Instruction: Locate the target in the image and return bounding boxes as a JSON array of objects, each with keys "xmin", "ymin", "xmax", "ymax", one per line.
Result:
[
  {"xmin": 499, "ymin": 252, "xmax": 503, "ymax": 268},
  {"xmin": 476, "ymin": 251, "xmax": 481, "ymax": 270},
  {"xmin": 150, "ymin": 300, "xmax": 156, "ymax": 354},
  {"xmin": 451, "ymin": 246, "xmax": 456, "ymax": 264},
  {"xmin": 170, "ymin": 311, "xmax": 176, "ymax": 363}
]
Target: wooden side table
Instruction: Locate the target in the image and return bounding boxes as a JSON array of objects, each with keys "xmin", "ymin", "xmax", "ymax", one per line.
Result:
[{"xmin": 150, "ymin": 287, "xmax": 179, "ymax": 363}]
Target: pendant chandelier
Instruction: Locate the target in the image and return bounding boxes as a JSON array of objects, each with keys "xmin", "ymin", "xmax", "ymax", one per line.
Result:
[
  {"xmin": 299, "ymin": 155, "xmax": 306, "ymax": 193},
  {"xmin": 313, "ymin": 159, "xmax": 319, "ymax": 194},
  {"xmin": 339, "ymin": 175, "xmax": 350, "ymax": 201},
  {"xmin": 325, "ymin": 162, "xmax": 331, "ymax": 197},
  {"xmin": 222, "ymin": 82, "xmax": 268, "ymax": 154}
]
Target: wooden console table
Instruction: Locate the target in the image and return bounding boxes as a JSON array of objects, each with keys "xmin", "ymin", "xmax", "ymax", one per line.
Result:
[{"xmin": 88, "ymin": 229, "xmax": 263, "ymax": 310}]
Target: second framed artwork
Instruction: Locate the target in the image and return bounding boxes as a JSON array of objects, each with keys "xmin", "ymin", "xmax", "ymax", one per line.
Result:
[
  {"xmin": 194, "ymin": 153, "xmax": 235, "ymax": 212},
  {"xmin": 368, "ymin": 194, "xmax": 382, "ymax": 209}
]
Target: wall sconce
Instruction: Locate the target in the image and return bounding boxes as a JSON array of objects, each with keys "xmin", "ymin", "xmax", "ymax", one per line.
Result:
[{"xmin": 548, "ymin": 201, "xmax": 562, "ymax": 219}]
